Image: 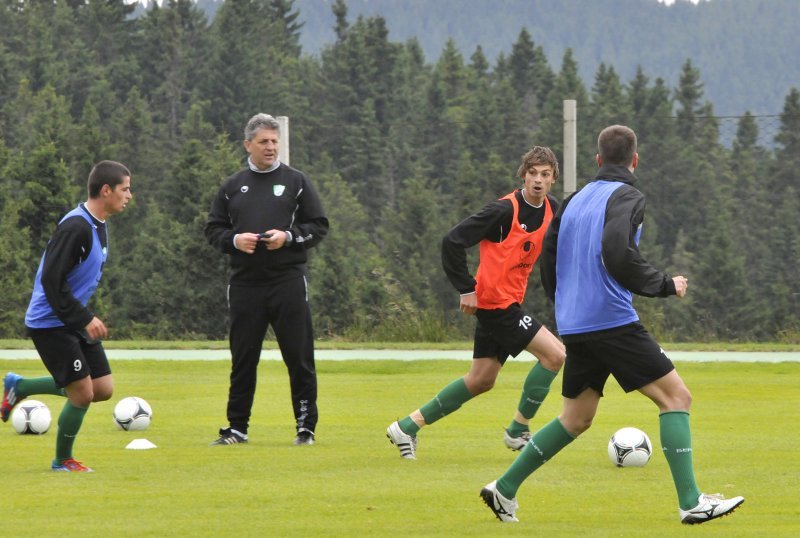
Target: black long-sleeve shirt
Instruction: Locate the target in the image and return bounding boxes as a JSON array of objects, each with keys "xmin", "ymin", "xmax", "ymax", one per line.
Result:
[
  {"xmin": 204, "ymin": 163, "xmax": 329, "ymax": 285},
  {"xmin": 541, "ymin": 164, "xmax": 676, "ymax": 305},
  {"xmin": 442, "ymin": 190, "xmax": 559, "ymax": 294}
]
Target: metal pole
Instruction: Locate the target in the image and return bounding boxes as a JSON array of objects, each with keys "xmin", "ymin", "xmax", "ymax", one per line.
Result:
[
  {"xmin": 277, "ymin": 115, "xmax": 290, "ymax": 166},
  {"xmin": 563, "ymin": 100, "xmax": 577, "ymax": 197}
]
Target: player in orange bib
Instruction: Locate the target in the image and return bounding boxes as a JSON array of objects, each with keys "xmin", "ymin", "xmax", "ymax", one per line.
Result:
[{"xmin": 387, "ymin": 146, "xmax": 566, "ymax": 460}]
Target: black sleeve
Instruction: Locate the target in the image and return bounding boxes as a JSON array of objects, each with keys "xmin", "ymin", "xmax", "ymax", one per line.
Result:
[
  {"xmin": 204, "ymin": 184, "xmax": 238, "ymax": 254},
  {"xmin": 601, "ymin": 186, "xmax": 676, "ymax": 298},
  {"xmin": 40, "ymin": 217, "xmax": 96, "ymax": 329},
  {"xmin": 287, "ymin": 174, "xmax": 329, "ymax": 250},
  {"xmin": 541, "ymin": 193, "xmax": 573, "ymax": 303},
  {"xmin": 441, "ymin": 200, "xmax": 512, "ymax": 294},
  {"xmin": 546, "ymin": 193, "xmax": 560, "ymax": 217}
]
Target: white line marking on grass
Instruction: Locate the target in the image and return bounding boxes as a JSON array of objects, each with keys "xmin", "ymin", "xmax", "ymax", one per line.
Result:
[{"xmin": 0, "ymin": 350, "xmax": 798, "ymax": 362}]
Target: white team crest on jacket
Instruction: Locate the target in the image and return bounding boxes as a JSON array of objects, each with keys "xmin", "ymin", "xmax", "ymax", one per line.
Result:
[
  {"xmin": 273, "ymin": 184, "xmax": 285, "ymax": 196},
  {"xmin": 240, "ymin": 186, "xmax": 249, "ymax": 193}
]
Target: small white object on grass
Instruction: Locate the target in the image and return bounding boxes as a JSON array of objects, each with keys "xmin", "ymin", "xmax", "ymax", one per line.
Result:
[{"xmin": 126, "ymin": 438, "xmax": 157, "ymax": 450}]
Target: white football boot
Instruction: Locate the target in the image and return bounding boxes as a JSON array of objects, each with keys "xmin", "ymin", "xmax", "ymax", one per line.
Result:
[
  {"xmin": 480, "ymin": 480, "xmax": 519, "ymax": 522},
  {"xmin": 679, "ymin": 493, "xmax": 745, "ymax": 524},
  {"xmin": 386, "ymin": 421, "xmax": 417, "ymax": 459}
]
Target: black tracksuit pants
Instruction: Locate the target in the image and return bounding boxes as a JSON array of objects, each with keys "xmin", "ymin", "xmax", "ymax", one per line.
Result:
[{"xmin": 226, "ymin": 276, "xmax": 318, "ymax": 435}]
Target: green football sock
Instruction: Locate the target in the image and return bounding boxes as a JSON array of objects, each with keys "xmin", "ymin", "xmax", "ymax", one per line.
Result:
[
  {"xmin": 398, "ymin": 416, "xmax": 420, "ymax": 436},
  {"xmin": 506, "ymin": 419, "xmax": 528, "ymax": 438},
  {"xmin": 418, "ymin": 378, "xmax": 474, "ymax": 425},
  {"xmin": 17, "ymin": 376, "xmax": 66, "ymax": 398},
  {"xmin": 507, "ymin": 362, "xmax": 558, "ymax": 436},
  {"xmin": 54, "ymin": 401, "xmax": 89, "ymax": 465},
  {"xmin": 660, "ymin": 411, "xmax": 702, "ymax": 510},
  {"xmin": 497, "ymin": 418, "xmax": 575, "ymax": 499}
]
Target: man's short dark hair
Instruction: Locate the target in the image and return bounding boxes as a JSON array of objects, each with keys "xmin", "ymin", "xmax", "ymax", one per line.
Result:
[
  {"xmin": 88, "ymin": 161, "xmax": 130, "ymax": 198},
  {"xmin": 597, "ymin": 125, "xmax": 637, "ymax": 166}
]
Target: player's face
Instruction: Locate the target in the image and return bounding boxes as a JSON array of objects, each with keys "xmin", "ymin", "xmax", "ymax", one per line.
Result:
[
  {"xmin": 106, "ymin": 176, "xmax": 132, "ymax": 215},
  {"xmin": 522, "ymin": 164, "xmax": 555, "ymax": 205},
  {"xmin": 244, "ymin": 128, "xmax": 280, "ymax": 170}
]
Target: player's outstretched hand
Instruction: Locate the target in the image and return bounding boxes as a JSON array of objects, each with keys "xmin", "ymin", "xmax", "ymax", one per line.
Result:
[{"xmin": 673, "ymin": 276, "xmax": 688, "ymax": 298}]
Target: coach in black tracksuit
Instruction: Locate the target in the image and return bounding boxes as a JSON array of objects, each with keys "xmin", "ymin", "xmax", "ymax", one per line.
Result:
[{"xmin": 205, "ymin": 113, "xmax": 329, "ymax": 447}]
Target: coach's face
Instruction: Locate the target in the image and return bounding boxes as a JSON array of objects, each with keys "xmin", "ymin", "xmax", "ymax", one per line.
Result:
[{"xmin": 244, "ymin": 128, "xmax": 279, "ymax": 170}]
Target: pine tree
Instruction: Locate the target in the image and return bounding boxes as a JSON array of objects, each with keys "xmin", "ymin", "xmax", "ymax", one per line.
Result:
[
  {"xmin": 674, "ymin": 59, "xmax": 709, "ymax": 143},
  {"xmin": 507, "ymin": 28, "xmax": 553, "ymax": 117},
  {"xmin": 136, "ymin": 0, "xmax": 212, "ymax": 140},
  {"xmin": 203, "ymin": 0, "xmax": 301, "ymax": 135},
  {"xmin": 728, "ymin": 112, "xmax": 774, "ymax": 338},
  {"xmin": 108, "ymin": 109, "xmax": 238, "ymax": 338},
  {"xmin": 0, "ymin": 139, "xmax": 33, "ymax": 337},
  {"xmin": 538, "ymin": 49, "xmax": 590, "ymax": 187},
  {"xmin": 590, "ymin": 63, "xmax": 632, "ymax": 130},
  {"xmin": 309, "ymin": 159, "xmax": 394, "ymax": 336},
  {"xmin": 773, "ymin": 88, "xmax": 800, "ymax": 195},
  {"xmin": 12, "ymin": 142, "xmax": 78, "ymax": 259}
]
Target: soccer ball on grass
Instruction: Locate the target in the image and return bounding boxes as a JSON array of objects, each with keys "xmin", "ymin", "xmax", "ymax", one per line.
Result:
[
  {"xmin": 113, "ymin": 396, "xmax": 152, "ymax": 431},
  {"xmin": 11, "ymin": 399, "xmax": 52, "ymax": 435},
  {"xmin": 607, "ymin": 427, "xmax": 652, "ymax": 467}
]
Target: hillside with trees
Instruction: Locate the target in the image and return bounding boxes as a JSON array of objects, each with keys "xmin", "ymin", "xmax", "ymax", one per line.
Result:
[
  {"xmin": 1, "ymin": 0, "xmax": 798, "ymax": 343},
  {"xmin": 293, "ymin": 0, "xmax": 799, "ymax": 116},
  {"xmin": 145, "ymin": 0, "xmax": 799, "ymax": 116}
]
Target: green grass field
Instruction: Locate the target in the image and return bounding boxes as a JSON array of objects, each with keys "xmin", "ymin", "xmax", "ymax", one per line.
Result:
[{"xmin": 4, "ymin": 358, "xmax": 799, "ymax": 537}]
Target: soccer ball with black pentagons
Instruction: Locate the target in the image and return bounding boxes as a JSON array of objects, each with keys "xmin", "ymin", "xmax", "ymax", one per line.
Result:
[
  {"xmin": 113, "ymin": 396, "xmax": 152, "ymax": 431},
  {"xmin": 11, "ymin": 399, "xmax": 52, "ymax": 435},
  {"xmin": 607, "ymin": 427, "xmax": 652, "ymax": 467}
]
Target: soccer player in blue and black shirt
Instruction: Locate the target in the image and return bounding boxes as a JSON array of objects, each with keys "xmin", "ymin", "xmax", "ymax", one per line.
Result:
[{"xmin": 2, "ymin": 161, "xmax": 133, "ymax": 472}]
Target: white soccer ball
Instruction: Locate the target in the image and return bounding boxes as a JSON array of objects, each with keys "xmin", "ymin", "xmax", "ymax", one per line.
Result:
[
  {"xmin": 113, "ymin": 396, "xmax": 152, "ymax": 431},
  {"xmin": 608, "ymin": 427, "xmax": 652, "ymax": 467},
  {"xmin": 11, "ymin": 399, "xmax": 52, "ymax": 435}
]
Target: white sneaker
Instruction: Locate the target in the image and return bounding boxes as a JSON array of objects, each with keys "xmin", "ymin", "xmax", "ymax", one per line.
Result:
[
  {"xmin": 480, "ymin": 480, "xmax": 519, "ymax": 522},
  {"xmin": 503, "ymin": 429, "xmax": 531, "ymax": 451},
  {"xmin": 679, "ymin": 493, "xmax": 744, "ymax": 524},
  {"xmin": 386, "ymin": 421, "xmax": 417, "ymax": 459}
]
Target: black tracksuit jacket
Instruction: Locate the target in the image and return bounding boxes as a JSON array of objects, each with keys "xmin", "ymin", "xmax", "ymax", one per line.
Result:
[{"xmin": 204, "ymin": 163, "xmax": 329, "ymax": 284}]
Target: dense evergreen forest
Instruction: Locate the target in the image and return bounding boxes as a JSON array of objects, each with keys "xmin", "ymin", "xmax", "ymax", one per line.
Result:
[{"xmin": 0, "ymin": 0, "xmax": 798, "ymax": 343}]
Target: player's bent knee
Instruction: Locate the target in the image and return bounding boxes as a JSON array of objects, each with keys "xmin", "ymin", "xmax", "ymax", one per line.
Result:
[
  {"xmin": 671, "ymin": 387, "xmax": 692, "ymax": 411},
  {"xmin": 91, "ymin": 376, "xmax": 114, "ymax": 402},
  {"xmin": 469, "ymin": 378, "xmax": 495, "ymax": 395},
  {"xmin": 70, "ymin": 393, "xmax": 94, "ymax": 408},
  {"xmin": 93, "ymin": 390, "xmax": 113, "ymax": 402},
  {"xmin": 540, "ymin": 349, "xmax": 566, "ymax": 371},
  {"xmin": 658, "ymin": 388, "xmax": 692, "ymax": 412},
  {"xmin": 561, "ymin": 416, "xmax": 592, "ymax": 437}
]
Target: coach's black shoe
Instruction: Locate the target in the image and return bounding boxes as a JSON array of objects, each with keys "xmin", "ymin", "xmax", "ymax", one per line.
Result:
[
  {"xmin": 209, "ymin": 427, "xmax": 248, "ymax": 446},
  {"xmin": 293, "ymin": 428, "xmax": 315, "ymax": 446}
]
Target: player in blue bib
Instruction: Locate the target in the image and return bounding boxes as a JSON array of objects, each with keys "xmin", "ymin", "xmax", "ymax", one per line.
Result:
[{"xmin": 2, "ymin": 161, "xmax": 132, "ymax": 473}]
